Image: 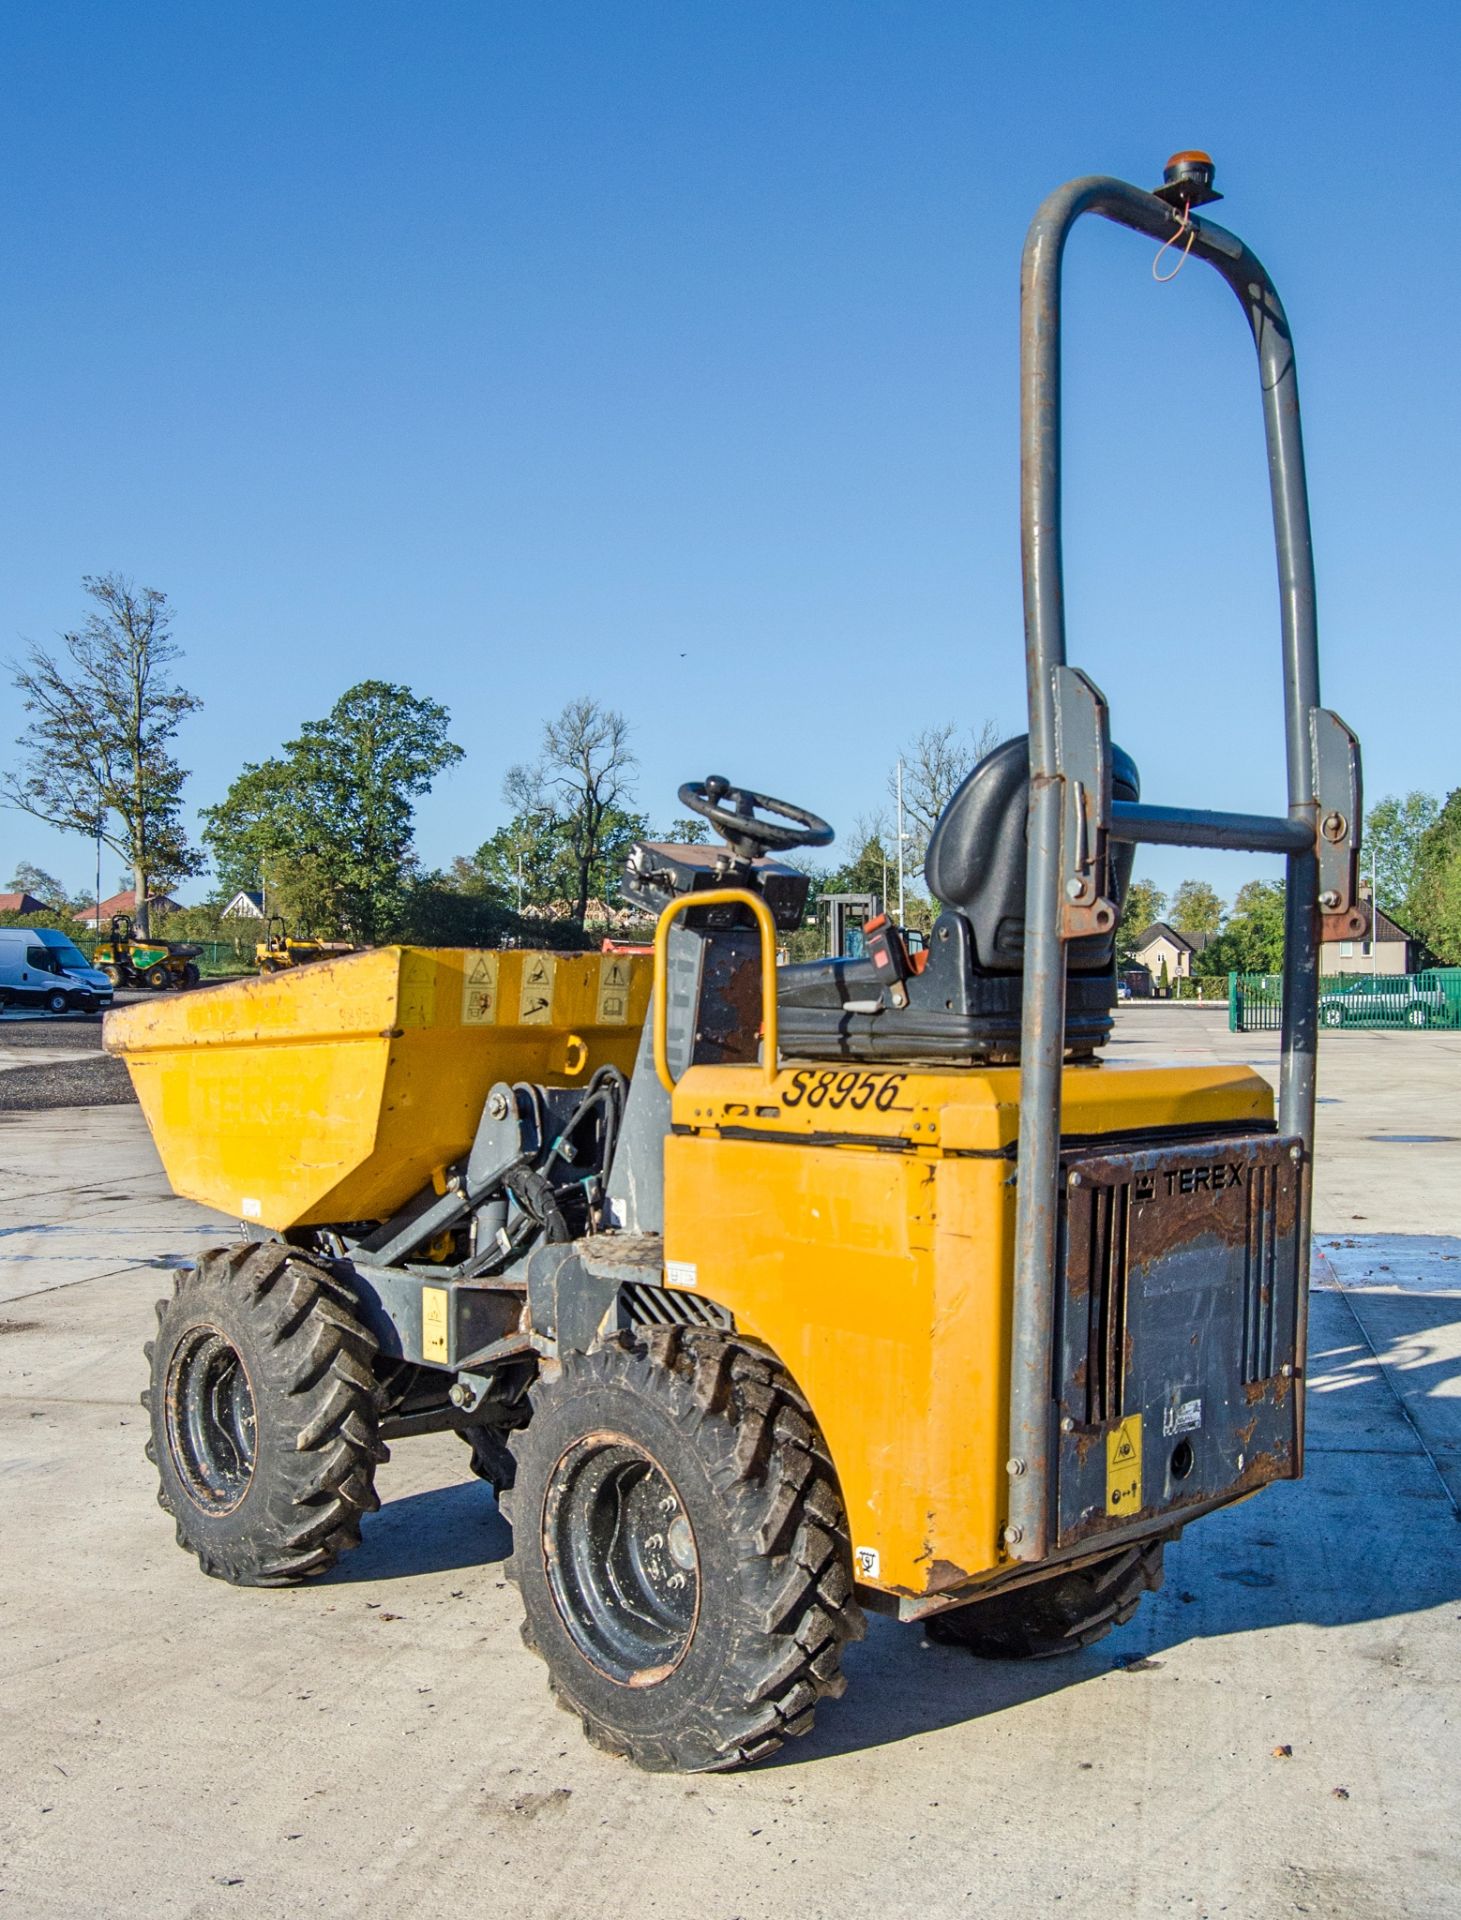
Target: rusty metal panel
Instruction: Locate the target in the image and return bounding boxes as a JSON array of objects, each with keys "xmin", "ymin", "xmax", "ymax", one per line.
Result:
[{"xmin": 1054, "ymin": 1133, "xmax": 1303, "ymax": 1549}]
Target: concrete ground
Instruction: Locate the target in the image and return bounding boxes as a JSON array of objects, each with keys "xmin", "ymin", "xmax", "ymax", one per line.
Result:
[{"xmin": 1, "ymin": 1007, "xmax": 1458, "ymax": 1919}]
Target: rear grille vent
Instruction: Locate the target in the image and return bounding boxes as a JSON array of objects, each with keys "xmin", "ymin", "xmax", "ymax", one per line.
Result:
[
  {"xmin": 1079, "ymin": 1179, "xmax": 1131, "ymax": 1426},
  {"xmin": 1242, "ymin": 1159, "xmax": 1280, "ymax": 1384},
  {"xmin": 620, "ymin": 1281, "xmax": 733, "ymax": 1331}
]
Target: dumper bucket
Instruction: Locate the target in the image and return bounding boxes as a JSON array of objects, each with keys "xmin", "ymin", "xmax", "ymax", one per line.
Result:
[{"xmin": 104, "ymin": 945, "xmax": 651, "ymax": 1230}]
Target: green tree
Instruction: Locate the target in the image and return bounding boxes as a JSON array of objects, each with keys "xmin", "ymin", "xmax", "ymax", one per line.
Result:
[
  {"xmin": 7, "ymin": 861, "xmax": 71, "ymax": 908},
  {"xmin": 821, "ymin": 812, "xmax": 895, "ymax": 901},
  {"xmin": 503, "ymin": 698, "xmax": 637, "ymax": 928},
  {"xmin": 1407, "ymin": 788, "xmax": 1461, "ymax": 963},
  {"xmin": 3, "ymin": 574, "xmax": 203, "ymax": 935},
  {"xmin": 200, "ymin": 758, "xmax": 319, "ymax": 911},
  {"xmin": 202, "ymin": 682, "xmax": 463, "ymax": 945},
  {"xmin": 1195, "ymin": 878, "xmax": 1286, "ymax": 976},
  {"xmin": 464, "ymin": 803, "xmax": 651, "ymax": 919},
  {"xmin": 1117, "ymin": 877, "xmax": 1167, "ymax": 966},
  {"xmin": 1170, "ymin": 878, "xmax": 1225, "ymax": 936},
  {"xmin": 663, "ymin": 815, "xmax": 710, "ymax": 845},
  {"xmin": 1364, "ymin": 790, "xmax": 1440, "ymax": 919}
]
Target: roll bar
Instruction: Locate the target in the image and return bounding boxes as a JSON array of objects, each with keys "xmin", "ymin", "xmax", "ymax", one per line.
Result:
[{"xmin": 1005, "ymin": 159, "xmax": 1366, "ymax": 1561}]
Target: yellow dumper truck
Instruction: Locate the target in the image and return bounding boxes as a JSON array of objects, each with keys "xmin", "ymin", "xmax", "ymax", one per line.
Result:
[{"xmin": 107, "ymin": 156, "xmax": 1365, "ymax": 1771}]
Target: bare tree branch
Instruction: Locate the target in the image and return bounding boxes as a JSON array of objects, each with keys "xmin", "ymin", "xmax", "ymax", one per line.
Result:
[{"xmin": 3, "ymin": 574, "xmax": 203, "ymax": 933}]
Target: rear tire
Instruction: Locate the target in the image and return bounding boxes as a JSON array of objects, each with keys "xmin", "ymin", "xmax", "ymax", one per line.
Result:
[
  {"xmin": 143, "ymin": 1243, "xmax": 388, "ymax": 1586},
  {"xmin": 101, "ymin": 965, "xmax": 121, "ymax": 987},
  {"xmin": 1406, "ymin": 1005, "xmax": 1429, "ymax": 1029},
  {"xmin": 503, "ymin": 1329, "xmax": 863, "ymax": 1772},
  {"xmin": 1321, "ymin": 1006, "xmax": 1343, "ymax": 1028},
  {"xmin": 925, "ymin": 1539, "xmax": 1166, "ymax": 1660}
]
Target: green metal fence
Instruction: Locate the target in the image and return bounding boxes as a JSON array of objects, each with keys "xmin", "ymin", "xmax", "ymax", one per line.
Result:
[
  {"xmin": 192, "ymin": 940, "xmax": 256, "ymax": 978},
  {"xmin": 1230, "ymin": 968, "xmax": 1461, "ymax": 1033}
]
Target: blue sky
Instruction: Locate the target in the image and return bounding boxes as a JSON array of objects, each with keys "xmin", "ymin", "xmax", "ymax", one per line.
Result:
[{"xmin": 2, "ymin": 2, "xmax": 1456, "ymax": 913}]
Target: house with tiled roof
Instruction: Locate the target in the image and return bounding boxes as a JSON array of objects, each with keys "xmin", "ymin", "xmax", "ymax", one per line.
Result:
[
  {"xmin": 1129, "ymin": 920, "xmax": 1217, "ymax": 984},
  {"xmin": 76, "ymin": 888, "xmax": 182, "ymax": 929},
  {"xmin": 221, "ymin": 890, "xmax": 266, "ymax": 918},
  {"xmin": 0, "ymin": 891, "xmax": 50, "ymax": 915},
  {"xmin": 1319, "ymin": 905, "xmax": 1426, "ymax": 976}
]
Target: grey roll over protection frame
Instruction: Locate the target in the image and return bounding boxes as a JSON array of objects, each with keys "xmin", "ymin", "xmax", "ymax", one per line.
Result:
[{"xmin": 1004, "ymin": 160, "xmax": 1366, "ymax": 1562}]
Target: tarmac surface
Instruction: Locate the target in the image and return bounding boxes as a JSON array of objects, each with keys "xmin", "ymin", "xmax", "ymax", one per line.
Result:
[
  {"xmin": 0, "ymin": 1000, "xmax": 138, "ymax": 1109},
  {"xmin": 1, "ymin": 1005, "xmax": 1458, "ymax": 1918}
]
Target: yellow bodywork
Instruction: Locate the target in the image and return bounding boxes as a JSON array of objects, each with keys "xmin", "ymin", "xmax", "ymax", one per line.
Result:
[
  {"xmin": 664, "ymin": 1056, "xmax": 1272, "ymax": 1602},
  {"xmin": 104, "ymin": 946, "xmax": 651, "ymax": 1230}
]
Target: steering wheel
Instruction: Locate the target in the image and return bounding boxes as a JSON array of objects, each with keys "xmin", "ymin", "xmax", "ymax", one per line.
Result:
[{"xmin": 678, "ymin": 776, "xmax": 834, "ymax": 860}]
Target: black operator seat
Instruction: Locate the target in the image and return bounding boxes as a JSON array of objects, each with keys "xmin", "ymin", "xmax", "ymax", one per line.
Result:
[
  {"xmin": 923, "ymin": 734, "xmax": 1140, "ymax": 973},
  {"xmin": 776, "ymin": 734, "xmax": 1140, "ymax": 1065}
]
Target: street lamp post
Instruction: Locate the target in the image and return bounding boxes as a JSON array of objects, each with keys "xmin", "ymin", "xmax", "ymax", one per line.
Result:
[{"xmin": 895, "ymin": 757, "xmax": 906, "ymax": 926}]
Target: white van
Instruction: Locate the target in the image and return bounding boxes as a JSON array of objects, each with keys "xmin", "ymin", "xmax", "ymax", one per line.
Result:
[{"xmin": 0, "ymin": 927, "xmax": 115, "ymax": 1014}]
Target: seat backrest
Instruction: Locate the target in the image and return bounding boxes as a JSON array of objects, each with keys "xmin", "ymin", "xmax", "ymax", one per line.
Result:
[{"xmin": 923, "ymin": 734, "xmax": 1139, "ymax": 974}]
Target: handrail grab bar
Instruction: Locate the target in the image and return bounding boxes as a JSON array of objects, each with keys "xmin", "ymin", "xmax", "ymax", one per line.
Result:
[
  {"xmin": 1007, "ymin": 166, "xmax": 1338, "ymax": 1564},
  {"xmin": 652, "ymin": 888, "xmax": 780, "ymax": 1094}
]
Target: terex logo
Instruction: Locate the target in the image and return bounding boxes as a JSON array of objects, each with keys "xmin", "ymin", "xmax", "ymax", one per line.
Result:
[
  {"xmin": 1132, "ymin": 1163, "xmax": 1244, "ymax": 1201},
  {"xmin": 1164, "ymin": 1162, "xmax": 1244, "ymax": 1197}
]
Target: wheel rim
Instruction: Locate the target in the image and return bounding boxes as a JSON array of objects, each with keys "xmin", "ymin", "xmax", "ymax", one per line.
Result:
[
  {"xmin": 542, "ymin": 1432, "xmax": 700, "ymax": 1684},
  {"xmin": 165, "ymin": 1325, "xmax": 258, "ymax": 1512}
]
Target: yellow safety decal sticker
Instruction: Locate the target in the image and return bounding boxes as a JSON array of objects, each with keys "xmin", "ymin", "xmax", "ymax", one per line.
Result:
[
  {"xmin": 597, "ymin": 953, "xmax": 633, "ymax": 1024},
  {"xmin": 421, "ymin": 1286, "xmax": 449, "ymax": 1364},
  {"xmin": 461, "ymin": 952, "xmax": 499, "ymax": 1026},
  {"xmin": 518, "ymin": 953, "xmax": 556, "ymax": 1025},
  {"xmin": 1106, "ymin": 1413, "xmax": 1143, "ymax": 1516},
  {"xmin": 853, "ymin": 1547, "xmax": 881, "ymax": 1580}
]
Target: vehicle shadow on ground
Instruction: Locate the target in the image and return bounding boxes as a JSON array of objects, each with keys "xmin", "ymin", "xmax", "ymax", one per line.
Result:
[
  {"xmin": 330, "ymin": 1480, "xmax": 511, "ymax": 1583},
  {"xmin": 774, "ymin": 1298, "xmax": 1461, "ymax": 1767},
  {"xmin": 330, "ymin": 1289, "xmax": 1461, "ymax": 1762},
  {"xmin": 781, "ymin": 1488, "xmax": 1460, "ymax": 1769}
]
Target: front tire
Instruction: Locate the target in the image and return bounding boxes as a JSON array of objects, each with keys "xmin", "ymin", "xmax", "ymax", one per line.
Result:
[
  {"xmin": 1321, "ymin": 1006, "xmax": 1343, "ymax": 1028},
  {"xmin": 44, "ymin": 988, "xmax": 69, "ymax": 1014},
  {"xmin": 1406, "ymin": 1005, "xmax": 1429, "ymax": 1029},
  {"xmin": 926, "ymin": 1539, "xmax": 1165, "ymax": 1659},
  {"xmin": 145, "ymin": 964, "xmax": 170, "ymax": 990},
  {"xmin": 504, "ymin": 1330, "xmax": 863, "ymax": 1772},
  {"xmin": 143, "ymin": 1244, "xmax": 387, "ymax": 1586}
]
